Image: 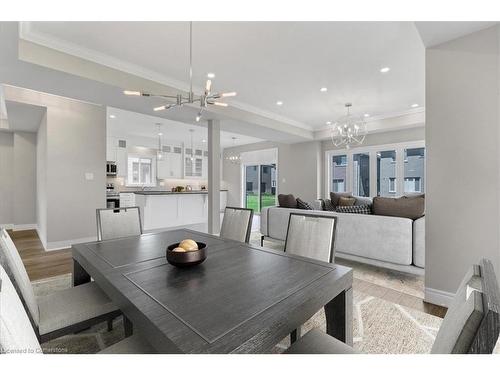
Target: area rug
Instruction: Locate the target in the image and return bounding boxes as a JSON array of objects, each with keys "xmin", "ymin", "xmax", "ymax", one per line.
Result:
[{"xmin": 33, "ymin": 274, "xmax": 442, "ymax": 354}]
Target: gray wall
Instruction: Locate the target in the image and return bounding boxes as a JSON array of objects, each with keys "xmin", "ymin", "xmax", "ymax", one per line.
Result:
[
  {"xmin": 0, "ymin": 131, "xmax": 13, "ymax": 225},
  {"xmin": 13, "ymin": 131, "xmax": 37, "ymax": 225},
  {"xmin": 0, "ymin": 130, "xmax": 37, "ymax": 227},
  {"xmin": 36, "ymin": 112, "xmax": 47, "ymax": 245},
  {"xmin": 7, "ymin": 86, "xmax": 106, "ymax": 249},
  {"xmin": 222, "ymin": 140, "xmax": 322, "ymax": 207},
  {"xmin": 426, "ymin": 26, "xmax": 500, "ymax": 304}
]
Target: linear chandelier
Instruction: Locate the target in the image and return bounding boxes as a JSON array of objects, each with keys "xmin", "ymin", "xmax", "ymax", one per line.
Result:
[
  {"xmin": 123, "ymin": 22, "xmax": 236, "ymax": 123},
  {"xmin": 331, "ymin": 103, "xmax": 367, "ymax": 149}
]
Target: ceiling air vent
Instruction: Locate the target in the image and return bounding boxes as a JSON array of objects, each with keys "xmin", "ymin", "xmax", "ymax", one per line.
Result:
[{"xmin": 118, "ymin": 140, "xmax": 127, "ymax": 148}]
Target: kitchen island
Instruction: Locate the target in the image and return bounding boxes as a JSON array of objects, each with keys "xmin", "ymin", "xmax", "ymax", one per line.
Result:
[{"xmin": 129, "ymin": 190, "xmax": 228, "ymax": 231}]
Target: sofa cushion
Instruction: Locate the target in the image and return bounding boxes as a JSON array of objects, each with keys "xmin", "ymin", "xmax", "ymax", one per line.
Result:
[
  {"xmin": 354, "ymin": 196, "xmax": 373, "ymax": 206},
  {"xmin": 330, "ymin": 192, "xmax": 353, "ymax": 207},
  {"xmin": 335, "ymin": 205, "xmax": 372, "ymax": 215},
  {"xmin": 296, "ymin": 198, "xmax": 313, "ymax": 210},
  {"xmin": 278, "ymin": 194, "xmax": 297, "ymax": 208},
  {"xmin": 372, "ymin": 195, "xmax": 425, "ymax": 220},
  {"xmin": 323, "ymin": 199, "xmax": 336, "ymax": 211},
  {"xmin": 338, "ymin": 196, "xmax": 356, "ymax": 206}
]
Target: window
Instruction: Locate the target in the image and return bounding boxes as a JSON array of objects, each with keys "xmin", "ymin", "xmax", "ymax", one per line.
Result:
[
  {"xmin": 353, "ymin": 153, "xmax": 370, "ymax": 197},
  {"xmin": 404, "ymin": 177, "xmax": 421, "ymax": 193},
  {"xmin": 389, "ymin": 178, "xmax": 396, "ymax": 193},
  {"xmin": 331, "ymin": 155, "xmax": 347, "ymax": 192},
  {"xmin": 404, "ymin": 147, "xmax": 425, "ymax": 193},
  {"xmin": 127, "ymin": 156, "xmax": 154, "ymax": 186},
  {"xmin": 377, "ymin": 150, "xmax": 396, "ymax": 196}
]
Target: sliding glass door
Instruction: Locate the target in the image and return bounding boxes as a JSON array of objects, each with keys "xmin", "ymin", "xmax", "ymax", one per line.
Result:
[{"xmin": 245, "ymin": 164, "xmax": 277, "ymax": 213}]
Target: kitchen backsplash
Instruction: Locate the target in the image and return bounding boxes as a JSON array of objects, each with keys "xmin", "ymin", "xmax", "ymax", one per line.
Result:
[{"xmin": 107, "ymin": 176, "xmax": 209, "ymax": 192}]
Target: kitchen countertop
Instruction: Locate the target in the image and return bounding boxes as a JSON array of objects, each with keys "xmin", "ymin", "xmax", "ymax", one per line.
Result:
[{"xmin": 127, "ymin": 190, "xmax": 228, "ymax": 195}]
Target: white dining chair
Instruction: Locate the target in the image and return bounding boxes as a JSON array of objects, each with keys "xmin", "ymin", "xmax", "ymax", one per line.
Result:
[
  {"xmin": 96, "ymin": 207, "xmax": 142, "ymax": 241},
  {"xmin": 286, "ymin": 258, "xmax": 500, "ymax": 354},
  {"xmin": 220, "ymin": 207, "xmax": 254, "ymax": 243},
  {"xmin": 0, "ymin": 228, "xmax": 119, "ymax": 343},
  {"xmin": 0, "ymin": 264, "xmax": 155, "ymax": 354}
]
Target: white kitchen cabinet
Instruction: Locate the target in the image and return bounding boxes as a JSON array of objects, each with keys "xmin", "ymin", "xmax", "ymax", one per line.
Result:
[
  {"xmin": 106, "ymin": 137, "xmax": 117, "ymax": 162},
  {"xmin": 157, "ymin": 147, "xmax": 182, "ymax": 179},
  {"xmin": 116, "ymin": 144, "xmax": 127, "ymax": 177},
  {"xmin": 119, "ymin": 193, "xmax": 136, "ymax": 207},
  {"xmin": 157, "ymin": 152, "xmax": 169, "ymax": 179},
  {"xmin": 220, "ymin": 190, "xmax": 227, "ymax": 212}
]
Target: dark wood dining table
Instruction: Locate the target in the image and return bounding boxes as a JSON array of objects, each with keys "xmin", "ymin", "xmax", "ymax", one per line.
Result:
[{"xmin": 71, "ymin": 229, "xmax": 353, "ymax": 353}]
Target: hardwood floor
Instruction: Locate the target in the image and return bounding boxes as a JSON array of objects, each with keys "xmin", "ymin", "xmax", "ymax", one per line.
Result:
[
  {"xmin": 7, "ymin": 229, "xmax": 72, "ymax": 281},
  {"xmin": 7, "ymin": 229, "xmax": 447, "ymax": 318}
]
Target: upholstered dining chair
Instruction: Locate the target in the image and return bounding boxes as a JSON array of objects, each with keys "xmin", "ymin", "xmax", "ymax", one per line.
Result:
[
  {"xmin": 285, "ymin": 258, "xmax": 500, "ymax": 354},
  {"xmin": 96, "ymin": 206, "xmax": 142, "ymax": 241},
  {"xmin": 0, "ymin": 264, "xmax": 155, "ymax": 354},
  {"xmin": 284, "ymin": 213, "xmax": 337, "ymax": 263},
  {"xmin": 0, "ymin": 228, "xmax": 120, "ymax": 343},
  {"xmin": 219, "ymin": 207, "xmax": 254, "ymax": 243},
  {"xmin": 283, "ymin": 213, "xmax": 338, "ymax": 344}
]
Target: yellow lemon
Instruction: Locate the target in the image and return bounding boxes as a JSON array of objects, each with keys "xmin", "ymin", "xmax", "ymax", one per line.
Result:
[{"xmin": 179, "ymin": 239, "xmax": 198, "ymax": 251}]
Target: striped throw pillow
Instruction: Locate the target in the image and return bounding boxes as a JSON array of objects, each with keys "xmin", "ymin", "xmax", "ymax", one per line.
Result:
[{"xmin": 335, "ymin": 204, "xmax": 372, "ymax": 215}]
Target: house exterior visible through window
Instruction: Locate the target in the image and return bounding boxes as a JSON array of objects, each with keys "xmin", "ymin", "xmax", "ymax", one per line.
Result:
[
  {"xmin": 404, "ymin": 177, "xmax": 421, "ymax": 193},
  {"xmin": 331, "ymin": 155, "xmax": 347, "ymax": 192},
  {"xmin": 389, "ymin": 177, "xmax": 396, "ymax": 193},
  {"xmin": 404, "ymin": 147, "xmax": 425, "ymax": 193},
  {"xmin": 127, "ymin": 156, "xmax": 155, "ymax": 186}
]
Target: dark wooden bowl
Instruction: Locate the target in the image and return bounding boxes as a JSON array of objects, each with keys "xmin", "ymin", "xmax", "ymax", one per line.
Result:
[{"xmin": 166, "ymin": 242, "xmax": 207, "ymax": 267}]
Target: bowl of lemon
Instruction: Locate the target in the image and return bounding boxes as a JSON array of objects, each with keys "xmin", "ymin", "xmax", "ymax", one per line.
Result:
[{"xmin": 166, "ymin": 239, "xmax": 207, "ymax": 267}]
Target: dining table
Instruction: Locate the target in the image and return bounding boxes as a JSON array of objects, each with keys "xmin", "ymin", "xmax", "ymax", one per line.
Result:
[{"xmin": 71, "ymin": 228, "xmax": 353, "ymax": 353}]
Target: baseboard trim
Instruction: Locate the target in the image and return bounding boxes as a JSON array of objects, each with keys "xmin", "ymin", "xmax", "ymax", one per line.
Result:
[
  {"xmin": 12, "ymin": 223, "xmax": 37, "ymax": 231},
  {"xmin": 0, "ymin": 223, "xmax": 14, "ymax": 229},
  {"xmin": 424, "ymin": 287, "xmax": 455, "ymax": 308},
  {"xmin": 45, "ymin": 236, "xmax": 97, "ymax": 251}
]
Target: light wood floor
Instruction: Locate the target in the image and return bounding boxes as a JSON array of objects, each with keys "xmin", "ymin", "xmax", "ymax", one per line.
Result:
[{"xmin": 8, "ymin": 229, "xmax": 447, "ymax": 318}]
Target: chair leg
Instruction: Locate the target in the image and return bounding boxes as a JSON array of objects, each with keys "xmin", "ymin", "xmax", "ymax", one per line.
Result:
[
  {"xmin": 107, "ymin": 318, "xmax": 114, "ymax": 332},
  {"xmin": 290, "ymin": 326, "xmax": 302, "ymax": 345},
  {"xmin": 261, "ymin": 235, "xmax": 264, "ymax": 247},
  {"xmin": 124, "ymin": 316, "xmax": 133, "ymax": 337}
]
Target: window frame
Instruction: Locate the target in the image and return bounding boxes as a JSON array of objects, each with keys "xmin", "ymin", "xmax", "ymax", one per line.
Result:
[
  {"xmin": 126, "ymin": 154, "xmax": 157, "ymax": 187},
  {"xmin": 325, "ymin": 140, "xmax": 425, "ymax": 198}
]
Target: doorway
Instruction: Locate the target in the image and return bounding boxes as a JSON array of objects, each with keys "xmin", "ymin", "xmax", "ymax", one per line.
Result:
[{"xmin": 244, "ymin": 164, "xmax": 277, "ymax": 213}]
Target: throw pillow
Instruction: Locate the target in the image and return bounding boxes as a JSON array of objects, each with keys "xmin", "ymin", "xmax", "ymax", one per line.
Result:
[
  {"xmin": 296, "ymin": 197, "xmax": 313, "ymax": 210},
  {"xmin": 330, "ymin": 192, "xmax": 353, "ymax": 208},
  {"xmin": 354, "ymin": 196, "xmax": 373, "ymax": 206},
  {"xmin": 335, "ymin": 204, "xmax": 372, "ymax": 215},
  {"xmin": 322, "ymin": 199, "xmax": 336, "ymax": 211},
  {"xmin": 278, "ymin": 194, "xmax": 297, "ymax": 208},
  {"xmin": 372, "ymin": 195, "xmax": 425, "ymax": 220},
  {"xmin": 338, "ymin": 196, "xmax": 356, "ymax": 206}
]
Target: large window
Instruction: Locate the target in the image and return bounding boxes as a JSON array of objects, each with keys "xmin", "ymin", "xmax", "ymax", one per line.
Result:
[
  {"xmin": 331, "ymin": 155, "xmax": 347, "ymax": 192},
  {"xmin": 404, "ymin": 147, "xmax": 425, "ymax": 193},
  {"xmin": 127, "ymin": 156, "xmax": 155, "ymax": 186},
  {"xmin": 377, "ymin": 150, "xmax": 396, "ymax": 197},
  {"xmin": 245, "ymin": 164, "xmax": 277, "ymax": 213},
  {"xmin": 353, "ymin": 153, "xmax": 370, "ymax": 197},
  {"xmin": 326, "ymin": 141, "xmax": 425, "ymax": 197}
]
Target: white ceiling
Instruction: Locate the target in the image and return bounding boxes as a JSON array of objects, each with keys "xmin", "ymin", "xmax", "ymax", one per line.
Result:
[
  {"xmin": 415, "ymin": 21, "xmax": 498, "ymax": 48},
  {"xmin": 4, "ymin": 100, "xmax": 46, "ymax": 132},
  {"xmin": 25, "ymin": 21, "xmax": 425, "ymax": 130},
  {"xmin": 107, "ymin": 106, "xmax": 263, "ymax": 148}
]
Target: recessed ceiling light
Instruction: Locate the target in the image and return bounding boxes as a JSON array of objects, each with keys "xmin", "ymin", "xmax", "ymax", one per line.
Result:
[
  {"xmin": 411, "ymin": 103, "xmax": 419, "ymax": 108},
  {"xmin": 276, "ymin": 101, "xmax": 283, "ymax": 106},
  {"xmin": 158, "ymin": 132, "xmax": 163, "ymax": 136},
  {"xmin": 364, "ymin": 113, "xmax": 370, "ymax": 118},
  {"xmin": 202, "ymin": 139, "xmax": 206, "ymax": 143},
  {"xmin": 326, "ymin": 121, "xmax": 332, "ymax": 125},
  {"xmin": 320, "ymin": 87, "xmax": 328, "ymax": 92},
  {"xmin": 207, "ymin": 72, "xmax": 215, "ymax": 79},
  {"xmin": 109, "ymin": 114, "xmax": 116, "ymax": 119},
  {"xmin": 380, "ymin": 67, "xmax": 390, "ymax": 73}
]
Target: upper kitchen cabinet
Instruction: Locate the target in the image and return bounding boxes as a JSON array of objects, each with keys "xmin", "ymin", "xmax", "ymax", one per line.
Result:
[
  {"xmin": 184, "ymin": 147, "xmax": 207, "ymax": 179},
  {"xmin": 106, "ymin": 136, "xmax": 117, "ymax": 162},
  {"xmin": 157, "ymin": 145, "xmax": 183, "ymax": 179},
  {"xmin": 116, "ymin": 139, "xmax": 128, "ymax": 177}
]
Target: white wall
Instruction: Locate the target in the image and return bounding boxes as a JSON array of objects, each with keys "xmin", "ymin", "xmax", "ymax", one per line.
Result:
[{"xmin": 425, "ymin": 25, "xmax": 500, "ymax": 306}]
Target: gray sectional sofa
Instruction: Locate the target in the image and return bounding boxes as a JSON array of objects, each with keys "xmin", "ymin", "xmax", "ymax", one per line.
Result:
[{"xmin": 260, "ymin": 200, "xmax": 425, "ymax": 275}]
